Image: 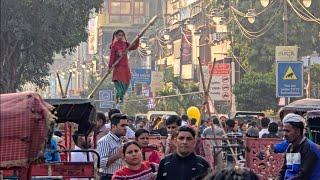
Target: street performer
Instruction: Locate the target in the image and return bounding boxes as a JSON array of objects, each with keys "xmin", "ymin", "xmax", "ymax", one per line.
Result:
[{"xmin": 108, "ymin": 29, "xmax": 139, "ymax": 104}]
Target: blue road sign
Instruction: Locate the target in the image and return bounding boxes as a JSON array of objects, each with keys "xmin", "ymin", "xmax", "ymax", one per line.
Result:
[
  {"xmin": 99, "ymin": 90, "xmax": 113, "ymax": 109},
  {"xmin": 131, "ymin": 68, "xmax": 151, "ymax": 85},
  {"xmin": 276, "ymin": 61, "xmax": 303, "ymax": 97}
]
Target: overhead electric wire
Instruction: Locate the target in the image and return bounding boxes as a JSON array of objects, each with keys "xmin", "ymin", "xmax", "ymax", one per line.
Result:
[
  {"xmin": 230, "ymin": 5, "xmax": 281, "ymax": 39},
  {"xmin": 287, "ymin": 0, "xmax": 319, "ymax": 23},
  {"xmin": 230, "ymin": 0, "xmax": 277, "ymax": 17},
  {"xmin": 230, "ymin": 50, "xmax": 247, "ymax": 72},
  {"xmin": 231, "ymin": 4, "xmax": 281, "ymax": 34},
  {"xmin": 296, "ymin": 0, "xmax": 320, "ymax": 22},
  {"xmin": 94, "ymin": 91, "xmax": 204, "ymax": 103},
  {"xmin": 286, "ymin": 0, "xmax": 320, "ymax": 24}
]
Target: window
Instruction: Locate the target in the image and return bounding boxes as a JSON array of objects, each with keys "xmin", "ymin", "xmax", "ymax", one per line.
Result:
[
  {"xmin": 110, "ymin": 2, "xmax": 120, "ymax": 14},
  {"xmin": 108, "ymin": 0, "xmax": 145, "ymax": 24},
  {"xmin": 134, "ymin": 1, "xmax": 144, "ymax": 15},
  {"xmin": 110, "ymin": 15, "xmax": 132, "ymax": 23},
  {"xmin": 110, "ymin": 1, "xmax": 131, "ymax": 15},
  {"xmin": 133, "ymin": 16, "xmax": 145, "ymax": 24}
]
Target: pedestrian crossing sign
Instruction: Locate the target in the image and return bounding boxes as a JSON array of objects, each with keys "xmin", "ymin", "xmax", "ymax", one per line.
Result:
[{"xmin": 283, "ymin": 66, "xmax": 297, "ymax": 80}]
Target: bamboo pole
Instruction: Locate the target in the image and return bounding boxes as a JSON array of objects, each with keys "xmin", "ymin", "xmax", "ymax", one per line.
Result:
[
  {"xmin": 198, "ymin": 57, "xmax": 239, "ymax": 166},
  {"xmin": 56, "ymin": 72, "xmax": 65, "ymax": 98},
  {"xmin": 64, "ymin": 72, "xmax": 72, "ymax": 98}
]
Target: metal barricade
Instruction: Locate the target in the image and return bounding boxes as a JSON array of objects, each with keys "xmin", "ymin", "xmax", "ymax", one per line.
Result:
[
  {"xmin": 245, "ymin": 137, "xmax": 284, "ymax": 180},
  {"xmin": 126, "ymin": 135, "xmax": 285, "ymax": 179},
  {"xmin": 199, "ymin": 136, "xmax": 245, "ymax": 170}
]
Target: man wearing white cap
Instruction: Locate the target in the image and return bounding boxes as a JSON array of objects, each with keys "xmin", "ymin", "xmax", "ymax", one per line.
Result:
[{"xmin": 278, "ymin": 113, "xmax": 320, "ymax": 180}]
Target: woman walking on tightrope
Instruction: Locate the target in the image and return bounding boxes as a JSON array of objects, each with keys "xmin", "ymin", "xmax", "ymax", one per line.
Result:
[{"xmin": 108, "ymin": 29, "xmax": 139, "ymax": 104}]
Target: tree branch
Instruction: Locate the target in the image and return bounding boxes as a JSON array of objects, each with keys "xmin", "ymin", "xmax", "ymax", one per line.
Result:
[
  {"xmin": 7, "ymin": 40, "xmax": 20, "ymax": 64},
  {"xmin": 20, "ymin": 41, "xmax": 35, "ymax": 51}
]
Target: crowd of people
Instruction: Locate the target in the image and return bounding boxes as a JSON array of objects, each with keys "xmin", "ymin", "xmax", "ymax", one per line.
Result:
[{"xmin": 45, "ymin": 108, "xmax": 320, "ymax": 180}]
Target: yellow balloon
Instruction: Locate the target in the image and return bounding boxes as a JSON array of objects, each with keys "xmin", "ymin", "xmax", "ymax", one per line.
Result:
[{"xmin": 187, "ymin": 106, "xmax": 201, "ymax": 126}]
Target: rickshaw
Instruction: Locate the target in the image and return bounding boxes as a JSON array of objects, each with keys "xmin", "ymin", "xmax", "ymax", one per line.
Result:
[
  {"xmin": 146, "ymin": 111, "xmax": 178, "ymax": 122},
  {"xmin": 278, "ymin": 98, "xmax": 320, "ymax": 119},
  {"xmin": 278, "ymin": 98, "xmax": 320, "ymax": 145},
  {"xmin": 1, "ymin": 92, "xmax": 100, "ymax": 179},
  {"xmin": 307, "ymin": 110, "xmax": 320, "ymax": 144}
]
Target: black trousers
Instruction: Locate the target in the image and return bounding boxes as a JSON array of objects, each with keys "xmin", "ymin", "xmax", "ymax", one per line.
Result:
[{"xmin": 100, "ymin": 174, "xmax": 113, "ymax": 180}]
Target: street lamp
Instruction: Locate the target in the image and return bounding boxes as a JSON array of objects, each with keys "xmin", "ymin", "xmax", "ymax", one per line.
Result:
[
  {"xmin": 146, "ymin": 49, "xmax": 152, "ymax": 55},
  {"xmin": 302, "ymin": 0, "xmax": 312, "ymax": 8},
  {"xmin": 140, "ymin": 41, "xmax": 147, "ymax": 49},
  {"xmin": 163, "ymin": 33, "xmax": 170, "ymax": 41},
  {"xmin": 140, "ymin": 37, "xmax": 147, "ymax": 48},
  {"xmin": 81, "ymin": 62, "xmax": 86, "ymax": 69},
  {"xmin": 72, "ymin": 64, "xmax": 77, "ymax": 72},
  {"xmin": 246, "ymin": 9, "xmax": 256, "ymax": 24},
  {"xmin": 260, "ymin": 0, "xmax": 270, "ymax": 7}
]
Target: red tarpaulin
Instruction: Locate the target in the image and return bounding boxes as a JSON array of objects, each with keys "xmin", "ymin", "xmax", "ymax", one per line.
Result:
[{"xmin": 0, "ymin": 92, "xmax": 54, "ymax": 168}]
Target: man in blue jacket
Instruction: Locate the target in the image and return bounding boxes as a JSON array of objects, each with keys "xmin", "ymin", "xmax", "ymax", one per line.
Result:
[{"xmin": 278, "ymin": 113, "xmax": 320, "ymax": 180}]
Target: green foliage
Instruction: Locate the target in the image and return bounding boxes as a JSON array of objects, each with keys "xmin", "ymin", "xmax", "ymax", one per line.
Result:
[
  {"xmin": 229, "ymin": 0, "xmax": 320, "ymax": 72},
  {"xmin": 155, "ymin": 68, "xmax": 203, "ymax": 113},
  {"xmin": 211, "ymin": 0, "xmax": 320, "ymax": 110},
  {"xmin": 80, "ymin": 75, "xmax": 114, "ymax": 99},
  {"xmin": 0, "ymin": 0, "xmax": 102, "ymax": 93},
  {"xmin": 305, "ymin": 64, "xmax": 320, "ymax": 98},
  {"xmin": 121, "ymin": 94, "xmax": 149, "ymax": 116},
  {"xmin": 233, "ymin": 71, "xmax": 277, "ymax": 111}
]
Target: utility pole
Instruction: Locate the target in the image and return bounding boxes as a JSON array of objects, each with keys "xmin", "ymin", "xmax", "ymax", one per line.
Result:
[
  {"xmin": 283, "ymin": 0, "xmax": 288, "ymax": 45},
  {"xmin": 283, "ymin": 0, "xmax": 290, "ymax": 104},
  {"xmin": 306, "ymin": 56, "xmax": 311, "ymax": 98}
]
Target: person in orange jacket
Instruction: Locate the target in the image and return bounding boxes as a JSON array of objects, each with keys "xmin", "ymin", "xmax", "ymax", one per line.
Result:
[{"xmin": 108, "ymin": 29, "xmax": 139, "ymax": 104}]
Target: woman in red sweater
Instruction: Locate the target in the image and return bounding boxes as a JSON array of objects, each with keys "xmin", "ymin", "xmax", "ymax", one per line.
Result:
[
  {"xmin": 112, "ymin": 141, "xmax": 158, "ymax": 180},
  {"xmin": 108, "ymin": 30, "xmax": 139, "ymax": 103}
]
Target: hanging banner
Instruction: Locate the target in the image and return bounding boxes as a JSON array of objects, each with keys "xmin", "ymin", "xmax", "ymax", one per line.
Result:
[
  {"xmin": 151, "ymin": 71, "xmax": 164, "ymax": 92},
  {"xmin": 181, "ymin": 28, "xmax": 192, "ymax": 65}
]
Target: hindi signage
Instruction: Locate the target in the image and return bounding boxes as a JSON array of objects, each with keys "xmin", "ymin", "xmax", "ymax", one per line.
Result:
[
  {"xmin": 203, "ymin": 63, "xmax": 231, "ymax": 101},
  {"xmin": 151, "ymin": 71, "xmax": 164, "ymax": 92},
  {"xmin": 131, "ymin": 68, "xmax": 151, "ymax": 85},
  {"xmin": 99, "ymin": 90, "xmax": 113, "ymax": 109},
  {"xmin": 275, "ymin": 46, "xmax": 298, "ymax": 61}
]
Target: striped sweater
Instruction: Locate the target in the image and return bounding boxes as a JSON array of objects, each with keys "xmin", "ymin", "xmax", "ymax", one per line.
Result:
[{"xmin": 112, "ymin": 161, "xmax": 158, "ymax": 180}]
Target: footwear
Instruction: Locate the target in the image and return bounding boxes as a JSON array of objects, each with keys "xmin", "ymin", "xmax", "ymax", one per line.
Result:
[{"xmin": 119, "ymin": 98, "xmax": 124, "ymax": 103}]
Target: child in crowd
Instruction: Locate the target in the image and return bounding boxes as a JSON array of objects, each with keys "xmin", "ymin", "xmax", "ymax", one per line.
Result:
[{"xmin": 135, "ymin": 129, "xmax": 161, "ymax": 164}]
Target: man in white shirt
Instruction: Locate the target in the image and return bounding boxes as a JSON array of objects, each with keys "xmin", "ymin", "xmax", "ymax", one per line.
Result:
[
  {"xmin": 181, "ymin": 114, "xmax": 189, "ymax": 126},
  {"xmin": 97, "ymin": 113, "xmax": 128, "ymax": 180},
  {"xmin": 70, "ymin": 131, "xmax": 94, "ymax": 180},
  {"xmin": 104, "ymin": 109, "xmax": 135, "ymax": 138},
  {"xmin": 202, "ymin": 117, "xmax": 224, "ymax": 138},
  {"xmin": 259, "ymin": 117, "xmax": 270, "ymax": 138}
]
